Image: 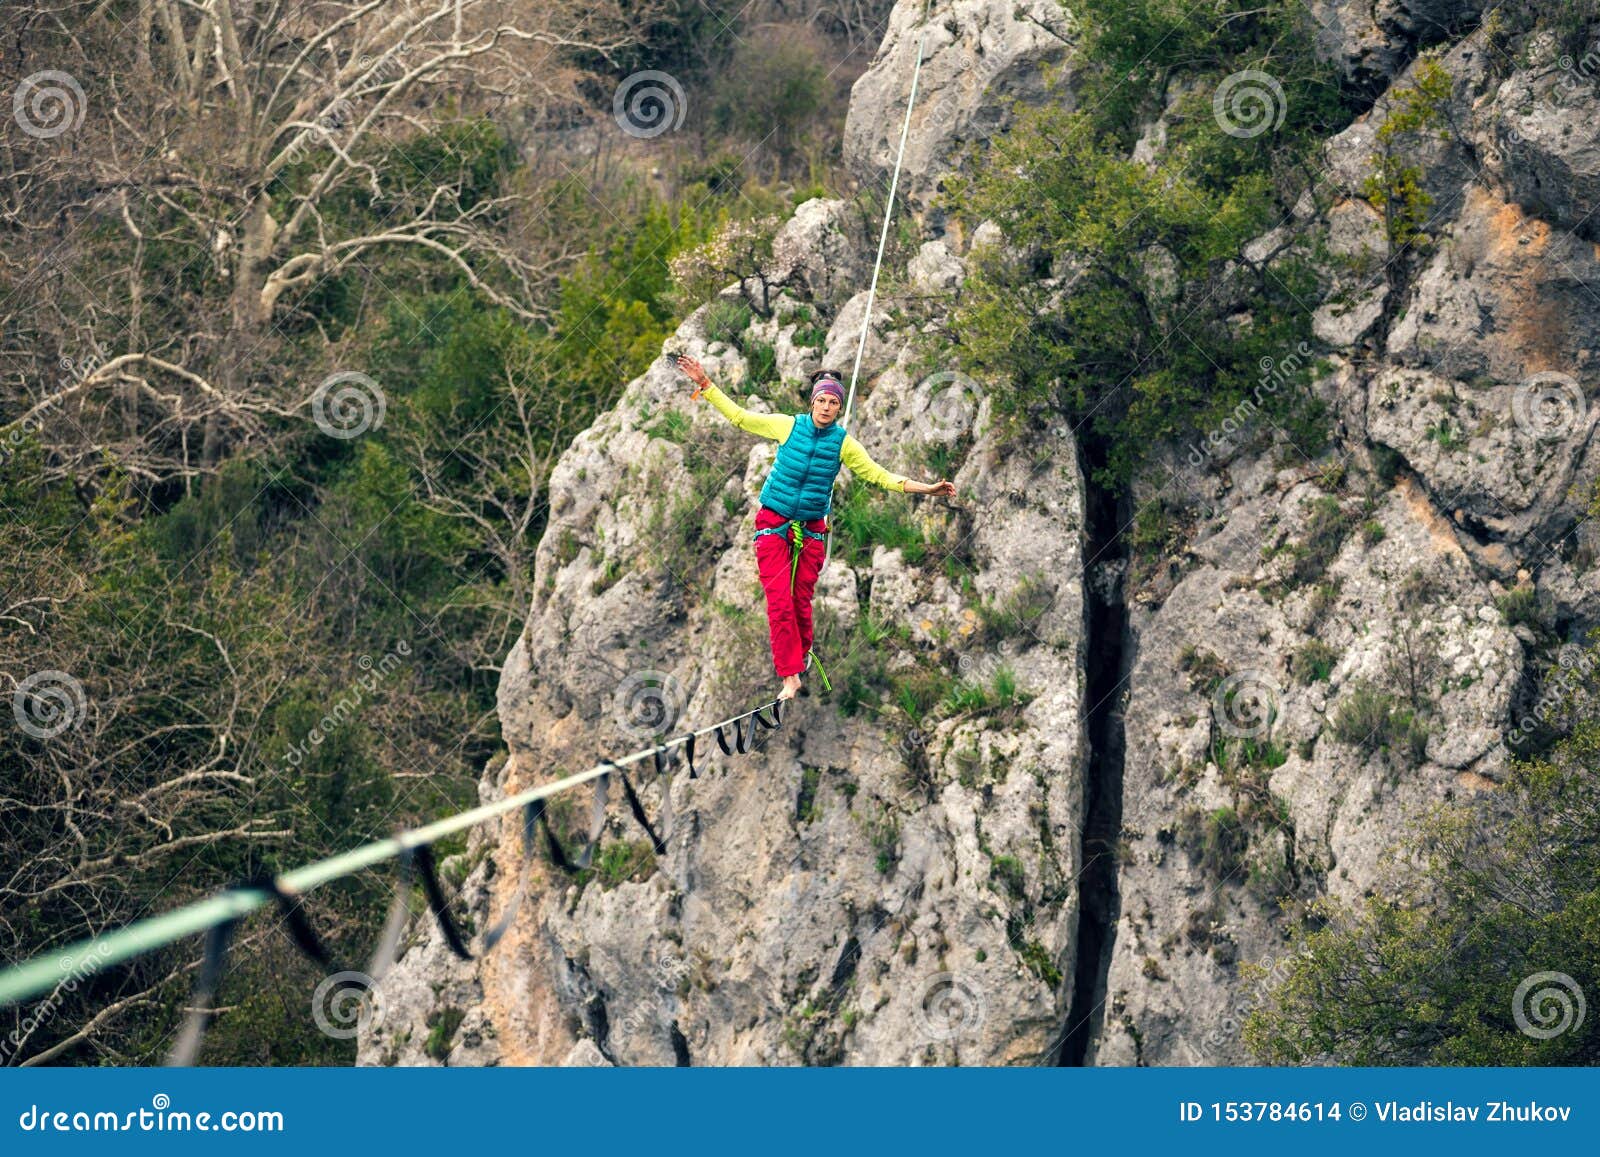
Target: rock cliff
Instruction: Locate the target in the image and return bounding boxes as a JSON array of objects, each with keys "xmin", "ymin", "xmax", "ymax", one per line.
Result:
[{"xmin": 361, "ymin": 1, "xmax": 1598, "ymax": 1066}]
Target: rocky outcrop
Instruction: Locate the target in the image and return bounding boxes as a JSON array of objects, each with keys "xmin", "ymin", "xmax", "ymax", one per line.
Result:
[
  {"xmin": 843, "ymin": 0, "xmax": 1077, "ymax": 231},
  {"xmin": 1092, "ymin": 14, "xmax": 1600, "ymax": 1065},
  {"xmin": 1307, "ymin": 1, "xmax": 1490, "ymax": 92},
  {"xmin": 361, "ymin": 192, "xmax": 1092, "ymax": 1064},
  {"xmin": 364, "ymin": 1, "xmax": 1600, "ymax": 1068}
]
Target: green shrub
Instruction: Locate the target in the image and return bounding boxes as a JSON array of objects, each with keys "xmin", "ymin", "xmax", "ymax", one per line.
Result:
[
  {"xmin": 1244, "ymin": 752, "xmax": 1600, "ymax": 1064},
  {"xmin": 942, "ymin": 0, "xmax": 1351, "ymax": 487},
  {"xmin": 1291, "ymin": 640, "xmax": 1339, "ymax": 684},
  {"xmin": 1289, "ymin": 496, "xmax": 1355, "ymax": 586},
  {"xmin": 831, "ymin": 484, "xmax": 927, "ymax": 567},
  {"xmin": 1178, "ymin": 805, "xmax": 1249, "ymax": 878},
  {"xmin": 1332, "ymin": 682, "xmax": 1430, "ymax": 762},
  {"xmin": 990, "ymin": 854, "xmax": 1027, "ymax": 900},
  {"xmin": 1497, "ymin": 587, "xmax": 1539, "ymax": 629},
  {"xmin": 424, "ymin": 1007, "xmax": 466, "ymax": 1062},
  {"xmin": 895, "ymin": 667, "xmax": 953, "ymax": 724},
  {"xmin": 1177, "ymin": 644, "xmax": 1229, "ymax": 693},
  {"xmin": 740, "ymin": 337, "xmax": 778, "ymax": 385}
]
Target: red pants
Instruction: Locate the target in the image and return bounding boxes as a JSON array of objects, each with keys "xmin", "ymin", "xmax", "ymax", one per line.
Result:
[{"xmin": 754, "ymin": 506, "xmax": 827, "ymax": 678}]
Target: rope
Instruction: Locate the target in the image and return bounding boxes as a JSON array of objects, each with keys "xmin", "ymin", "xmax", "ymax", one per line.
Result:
[
  {"xmin": 842, "ymin": 24, "xmax": 930, "ymax": 430},
  {"xmin": 820, "ymin": 22, "xmax": 931, "ymax": 595},
  {"xmin": 0, "ymin": 694, "xmax": 788, "ymax": 1012}
]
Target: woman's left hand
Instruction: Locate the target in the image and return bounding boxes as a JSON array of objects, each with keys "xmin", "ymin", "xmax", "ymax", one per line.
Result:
[{"xmin": 914, "ymin": 479, "xmax": 957, "ymax": 498}]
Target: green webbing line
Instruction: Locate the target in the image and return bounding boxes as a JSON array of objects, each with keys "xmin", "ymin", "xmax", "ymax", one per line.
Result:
[
  {"xmin": 789, "ymin": 520, "xmax": 803, "ymax": 593},
  {"xmin": 808, "ymin": 649, "xmax": 832, "ymax": 693},
  {"xmin": 0, "ymin": 696, "xmax": 784, "ymax": 1009}
]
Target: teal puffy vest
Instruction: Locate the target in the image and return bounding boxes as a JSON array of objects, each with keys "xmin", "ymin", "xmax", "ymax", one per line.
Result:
[{"xmin": 759, "ymin": 414, "xmax": 846, "ymax": 521}]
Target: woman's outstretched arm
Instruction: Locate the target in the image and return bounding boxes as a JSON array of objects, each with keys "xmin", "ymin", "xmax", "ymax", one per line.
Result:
[
  {"xmin": 672, "ymin": 354, "xmax": 792, "ymax": 442},
  {"xmin": 841, "ymin": 435, "xmax": 957, "ymax": 499}
]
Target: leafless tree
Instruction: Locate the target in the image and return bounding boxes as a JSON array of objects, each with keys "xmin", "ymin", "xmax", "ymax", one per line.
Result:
[{"xmin": 1, "ymin": 0, "xmax": 643, "ymax": 492}]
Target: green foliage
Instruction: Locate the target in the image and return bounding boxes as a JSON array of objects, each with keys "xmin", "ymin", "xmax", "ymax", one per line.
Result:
[
  {"xmin": 797, "ymin": 767, "xmax": 823, "ymax": 823},
  {"xmin": 424, "ymin": 1007, "xmax": 467, "ymax": 1062},
  {"xmin": 741, "ymin": 338, "xmax": 778, "ymax": 387},
  {"xmin": 1290, "ymin": 640, "xmax": 1340, "ymax": 684},
  {"xmin": 1497, "ymin": 587, "xmax": 1540, "ymax": 629},
  {"xmin": 972, "ymin": 574, "xmax": 1054, "ymax": 643},
  {"xmin": 1332, "ymin": 682, "xmax": 1430, "ymax": 762},
  {"xmin": 944, "ymin": 0, "xmax": 1354, "ymax": 486},
  {"xmin": 1265, "ymin": 495, "xmax": 1355, "ymax": 595},
  {"xmin": 831, "ymin": 483, "xmax": 928, "ymax": 567},
  {"xmin": 895, "ymin": 667, "xmax": 952, "ymax": 724},
  {"xmin": 991, "ymin": 854, "xmax": 1027, "ymax": 901},
  {"xmin": 707, "ymin": 27, "xmax": 846, "ymax": 176},
  {"xmin": 1245, "ymin": 755, "xmax": 1600, "ymax": 1064},
  {"xmin": 1017, "ymin": 940, "xmax": 1065, "ymax": 988},
  {"xmin": 704, "ymin": 298, "xmax": 754, "ymax": 344},
  {"xmin": 1178, "ymin": 805, "xmax": 1249, "ymax": 878},
  {"xmin": 1361, "ymin": 57, "xmax": 1454, "ymax": 251},
  {"xmin": 646, "ymin": 408, "xmax": 693, "ymax": 445}
]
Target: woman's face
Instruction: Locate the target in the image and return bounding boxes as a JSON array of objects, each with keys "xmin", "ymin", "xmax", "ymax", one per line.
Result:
[{"xmin": 811, "ymin": 391, "xmax": 841, "ymax": 427}]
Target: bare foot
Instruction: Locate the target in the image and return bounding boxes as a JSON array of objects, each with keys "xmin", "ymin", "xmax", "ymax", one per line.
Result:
[{"xmin": 778, "ymin": 674, "xmax": 802, "ymax": 700}]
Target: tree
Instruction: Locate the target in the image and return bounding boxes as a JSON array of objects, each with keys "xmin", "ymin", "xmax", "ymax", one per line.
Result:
[
  {"xmin": 1, "ymin": 0, "xmax": 640, "ymax": 491},
  {"xmin": 1244, "ymin": 688, "xmax": 1600, "ymax": 1065}
]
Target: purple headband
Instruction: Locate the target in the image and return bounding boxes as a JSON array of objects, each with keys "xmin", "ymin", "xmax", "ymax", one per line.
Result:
[{"xmin": 811, "ymin": 378, "xmax": 844, "ymax": 403}]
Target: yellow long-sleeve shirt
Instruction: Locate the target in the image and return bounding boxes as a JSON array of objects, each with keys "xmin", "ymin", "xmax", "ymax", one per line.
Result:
[{"xmin": 701, "ymin": 384, "xmax": 909, "ymax": 493}]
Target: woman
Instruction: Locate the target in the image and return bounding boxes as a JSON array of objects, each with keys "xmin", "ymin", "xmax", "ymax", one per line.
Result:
[{"xmin": 672, "ymin": 353, "xmax": 957, "ymax": 700}]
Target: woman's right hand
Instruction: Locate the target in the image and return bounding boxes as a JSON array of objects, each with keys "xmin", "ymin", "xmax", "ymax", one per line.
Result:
[{"xmin": 672, "ymin": 353, "xmax": 712, "ymax": 393}]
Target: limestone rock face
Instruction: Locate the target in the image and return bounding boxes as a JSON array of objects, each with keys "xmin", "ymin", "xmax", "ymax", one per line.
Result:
[
  {"xmin": 363, "ymin": 2, "xmax": 1600, "ymax": 1069},
  {"xmin": 361, "ymin": 185, "xmax": 1090, "ymax": 1064},
  {"xmin": 843, "ymin": 0, "xmax": 1077, "ymax": 228},
  {"xmin": 1306, "ymin": 1, "xmax": 1489, "ymax": 91}
]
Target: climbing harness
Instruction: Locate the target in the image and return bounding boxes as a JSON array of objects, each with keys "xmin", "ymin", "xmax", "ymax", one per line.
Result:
[
  {"xmin": 806, "ymin": 648, "xmax": 832, "ymax": 693},
  {"xmin": 753, "ymin": 518, "xmax": 827, "ymax": 594}
]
